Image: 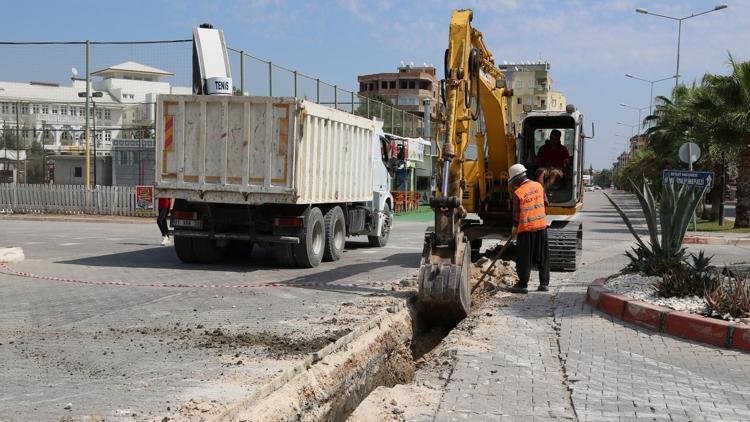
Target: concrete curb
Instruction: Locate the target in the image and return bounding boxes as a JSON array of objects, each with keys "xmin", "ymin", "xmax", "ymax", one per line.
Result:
[
  {"xmin": 586, "ymin": 278, "xmax": 749, "ymax": 352},
  {"xmin": 683, "ymin": 236, "xmax": 750, "ymax": 246},
  {"xmin": 0, "ymin": 247, "xmax": 24, "ymax": 262}
]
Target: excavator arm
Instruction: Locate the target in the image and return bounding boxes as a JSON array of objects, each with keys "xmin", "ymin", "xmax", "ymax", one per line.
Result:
[{"xmin": 418, "ymin": 9, "xmax": 515, "ymax": 318}]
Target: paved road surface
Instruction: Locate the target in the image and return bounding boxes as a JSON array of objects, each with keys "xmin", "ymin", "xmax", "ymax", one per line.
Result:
[
  {"xmin": 434, "ymin": 190, "xmax": 750, "ymax": 421},
  {"xmin": 0, "ymin": 217, "xmax": 428, "ymax": 420}
]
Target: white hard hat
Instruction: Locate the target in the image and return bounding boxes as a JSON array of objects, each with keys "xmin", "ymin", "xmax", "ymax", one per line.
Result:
[{"xmin": 508, "ymin": 163, "xmax": 527, "ymax": 182}]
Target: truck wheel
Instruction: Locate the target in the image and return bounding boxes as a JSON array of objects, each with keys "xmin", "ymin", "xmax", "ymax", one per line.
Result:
[
  {"xmin": 294, "ymin": 207, "xmax": 325, "ymax": 268},
  {"xmin": 174, "ymin": 236, "xmax": 198, "ymax": 263},
  {"xmin": 323, "ymin": 206, "xmax": 346, "ymax": 262},
  {"xmin": 274, "ymin": 244, "xmax": 296, "ymax": 267},
  {"xmin": 368, "ymin": 203, "xmax": 391, "ymax": 247},
  {"xmin": 192, "ymin": 238, "xmax": 224, "ymax": 264}
]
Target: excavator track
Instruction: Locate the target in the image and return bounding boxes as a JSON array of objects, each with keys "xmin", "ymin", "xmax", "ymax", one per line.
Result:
[{"xmin": 547, "ymin": 221, "xmax": 582, "ymax": 272}]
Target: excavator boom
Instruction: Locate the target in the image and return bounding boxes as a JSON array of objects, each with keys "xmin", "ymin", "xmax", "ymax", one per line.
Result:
[{"xmin": 417, "ymin": 9, "xmax": 515, "ymax": 318}]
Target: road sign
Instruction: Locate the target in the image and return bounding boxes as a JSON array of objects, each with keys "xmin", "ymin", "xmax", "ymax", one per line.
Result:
[
  {"xmin": 678, "ymin": 142, "xmax": 701, "ymax": 164},
  {"xmin": 662, "ymin": 169, "xmax": 714, "ymax": 189}
]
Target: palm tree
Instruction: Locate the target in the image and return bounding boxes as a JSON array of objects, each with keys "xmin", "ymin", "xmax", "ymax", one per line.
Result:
[{"xmin": 699, "ymin": 54, "xmax": 750, "ymax": 228}]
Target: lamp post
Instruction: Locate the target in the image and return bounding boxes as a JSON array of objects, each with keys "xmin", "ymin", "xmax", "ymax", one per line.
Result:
[
  {"xmin": 624, "ymin": 74, "xmax": 678, "ymax": 117},
  {"xmin": 636, "ymin": 4, "xmax": 728, "ymax": 90},
  {"xmin": 78, "ymin": 91, "xmax": 103, "ymax": 187},
  {"xmin": 617, "ymin": 122, "xmax": 638, "ymax": 137},
  {"xmin": 619, "ymin": 104, "xmax": 649, "ymax": 134}
]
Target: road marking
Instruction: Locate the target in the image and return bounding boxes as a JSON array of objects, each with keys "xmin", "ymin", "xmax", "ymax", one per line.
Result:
[
  {"xmin": 58, "ymin": 243, "xmax": 80, "ymax": 246},
  {"xmin": 22, "ymin": 242, "xmax": 42, "ymax": 245}
]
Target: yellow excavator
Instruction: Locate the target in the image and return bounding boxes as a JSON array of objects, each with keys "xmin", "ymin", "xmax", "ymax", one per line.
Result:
[{"xmin": 418, "ymin": 9, "xmax": 590, "ymax": 317}]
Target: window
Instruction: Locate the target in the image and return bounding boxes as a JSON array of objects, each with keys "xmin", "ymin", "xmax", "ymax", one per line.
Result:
[
  {"xmin": 104, "ymin": 109, "xmax": 111, "ymax": 120},
  {"xmin": 552, "ymin": 99, "xmax": 557, "ymax": 107},
  {"xmin": 104, "ymin": 131, "xmax": 111, "ymax": 142},
  {"xmin": 21, "ymin": 104, "xmax": 29, "ymax": 114},
  {"xmin": 74, "ymin": 167, "xmax": 83, "ymax": 178},
  {"xmin": 517, "ymin": 98, "xmax": 521, "ymax": 105},
  {"xmin": 11, "ymin": 103, "xmax": 17, "ymax": 114},
  {"xmin": 381, "ymin": 81, "xmax": 387, "ymax": 89},
  {"xmin": 515, "ymin": 81, "xmax": 523, "ymax": 89},
  {"xmin": 79, "ymin": 107, "xmax": 85, "ymax": 116},
  {"xmin": 360, "ymin": 82, "xmax": 366, "ymax": 92},
  {"xmin": 1, "ymin": 103, "xmax": 8, "ymax": 113},
  {"xmin": 528, "ymin": 81, "xmax": 534, "ymax": 88},
  {"xmin": 389, "ymin": 81, "xmax": 396, "ymax": 89},
  {"xmin": 420, "ymin": 81, "xmax": 430, "ymax": 90},
  {"xmin": 96, "ymin": 109, "xmax": 102, "ymax": 120},
  {"xmin": 399, "ymin": 80, "xmax": 407, "ymax": 89},
  {"xmin": 408, "ymin": 81, "xmax": 416, "ymax": 89},
  {"xmin": 541, "ymin": 99, "xmax": 546, "ymax": 107},
  {"xmin": 369, "ymin": 83, "xmax": 374, "ymax": 91},
  {"xmin": 33, "ymin": 104, "xmax": 40, "ymax": 114},
  {"xmin": 42, "ymin": 105, "xmax": 49, "ymax": 114},
  {"xmin": 60, "ymin": 105, "xmax": 68, "ymax": 115}
]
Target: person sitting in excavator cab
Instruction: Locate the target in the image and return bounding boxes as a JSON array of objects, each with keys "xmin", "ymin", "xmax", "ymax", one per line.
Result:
[{"xmin": 534, "ymin": 129, "xmax": 570, "ymax": 189}]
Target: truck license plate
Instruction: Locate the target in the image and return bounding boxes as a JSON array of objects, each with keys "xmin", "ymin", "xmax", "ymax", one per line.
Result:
[{"xmin": 172, "ymin": 219, "xmax": 203, "ymax": 229}]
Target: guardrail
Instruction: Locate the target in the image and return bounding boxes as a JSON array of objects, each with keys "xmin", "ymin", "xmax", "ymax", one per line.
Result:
[{"xmin": 0, "ymin": 184, "xmax": 152, "ymax": 216}]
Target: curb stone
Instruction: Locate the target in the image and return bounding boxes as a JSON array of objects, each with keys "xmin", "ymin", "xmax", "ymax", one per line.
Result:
[
  {"xmin": 0, "ymin": 247, "xmax": 24, "ymax": 262},
  {"xmin": 683, "ymin": 236, "xmax": 750, "ymax": 246},
  {"xmin": 586, "ymin": 277, "xmax": 749, "ymax": 352}
]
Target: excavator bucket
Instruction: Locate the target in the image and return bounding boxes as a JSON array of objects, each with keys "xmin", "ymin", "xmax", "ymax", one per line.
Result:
[{"xmin": 417, "ymin": 226, "xmax": 471, "ymax": 319}]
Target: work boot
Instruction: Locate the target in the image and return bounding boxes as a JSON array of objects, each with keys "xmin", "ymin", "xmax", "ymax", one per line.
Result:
[
  {"xmin": 537, "ymin": 285, "xmax": 549, "ymax": 292},
  {"xmin": 509, "ymin": 284, "xmax": 528, "ymax": 294}
]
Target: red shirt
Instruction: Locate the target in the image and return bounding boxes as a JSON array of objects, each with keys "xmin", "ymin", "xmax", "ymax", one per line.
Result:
[
  {"xmin": 537, "ymin": 143, "xmax": 570, "ymax": 169},
  {"xmin": 158, "ymin": 197, "xmax": 171, "ymax": 209}
]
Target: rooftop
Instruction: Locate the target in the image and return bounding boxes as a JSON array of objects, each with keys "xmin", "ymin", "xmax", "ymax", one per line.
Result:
[{"xmin": 92, "ymin": 61, "xmax": 174, "ymax": 77}]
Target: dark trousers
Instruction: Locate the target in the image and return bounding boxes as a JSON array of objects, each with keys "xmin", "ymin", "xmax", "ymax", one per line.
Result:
[
  {"xmin": 516, "ymin": 228, "xmax": 550, "ymax": 288},
  {"xmin": 157, "ymin": 207, "xmax": 169, "ymax": 237}
]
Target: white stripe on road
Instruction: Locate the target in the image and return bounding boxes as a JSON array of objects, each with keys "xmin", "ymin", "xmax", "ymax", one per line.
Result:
[{"xmin": 58, "ymin": 243, "xmax": 80, "ymax": 246}]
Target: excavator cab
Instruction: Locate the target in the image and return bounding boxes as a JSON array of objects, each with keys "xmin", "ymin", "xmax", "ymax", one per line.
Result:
[{"xmin": 518, "ymin": 107, "xmax": 586, "ymax": 209}]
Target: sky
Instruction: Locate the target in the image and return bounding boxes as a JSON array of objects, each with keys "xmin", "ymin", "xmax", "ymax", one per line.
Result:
[{"xmin": 2, "ymin": 0, "xmax": 749, "ymax": 169}]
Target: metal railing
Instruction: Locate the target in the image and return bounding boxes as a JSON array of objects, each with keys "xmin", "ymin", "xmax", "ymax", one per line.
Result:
[{"xmin": 0, "ymin": 184, "xmax": 151, "ymax": 216}]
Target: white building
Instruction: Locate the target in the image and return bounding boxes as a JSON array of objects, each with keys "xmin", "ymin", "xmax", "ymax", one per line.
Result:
[{"xmin": 0, "ymin": 61, "xmax": 190, "ymax": 155}]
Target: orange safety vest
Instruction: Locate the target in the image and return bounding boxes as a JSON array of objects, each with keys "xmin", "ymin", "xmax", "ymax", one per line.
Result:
[{"xmin": 514, "ymin": 180, "xmax": 547, "ymax": 233}]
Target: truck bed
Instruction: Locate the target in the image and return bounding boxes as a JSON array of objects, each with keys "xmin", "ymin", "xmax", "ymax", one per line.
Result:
[{"xmin": 155, "ymin": 95, "xmax": 376, "ymax": 205}]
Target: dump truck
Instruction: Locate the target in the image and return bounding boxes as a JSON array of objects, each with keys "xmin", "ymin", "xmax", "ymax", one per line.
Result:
[{"xmin": 154, "ymin": 94, "xmax": 394, "ymax": 267}]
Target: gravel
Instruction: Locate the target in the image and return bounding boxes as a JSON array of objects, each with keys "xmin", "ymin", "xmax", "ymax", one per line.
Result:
[{"xmin": 604, "ymin": 273, "xmax": 707, "ymax": 314}]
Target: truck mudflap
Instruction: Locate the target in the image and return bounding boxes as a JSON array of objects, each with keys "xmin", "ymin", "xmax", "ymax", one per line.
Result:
[{"xmin": 547, "ymin": 221, "xmax": 582, "ymax": 272}]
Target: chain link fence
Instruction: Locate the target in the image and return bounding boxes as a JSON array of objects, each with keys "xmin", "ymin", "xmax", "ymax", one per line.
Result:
[{"xmin": 0, "ymin": 39, "xmax": 425, "ymax": 184}]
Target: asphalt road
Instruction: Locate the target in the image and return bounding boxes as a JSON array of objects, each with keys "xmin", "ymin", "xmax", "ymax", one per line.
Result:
[
  {"xmin": 0, "ymin": 217, "xmax": 428, "ymax": 421},
  {"xmin": 2, "ymin": 192, "xmax": 746, "ymax": 421}
]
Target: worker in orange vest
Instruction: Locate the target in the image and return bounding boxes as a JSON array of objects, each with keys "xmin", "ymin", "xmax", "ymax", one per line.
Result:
[{"xmin": 508, "ymin": 164, "xmax": 550, "ymax": 294}]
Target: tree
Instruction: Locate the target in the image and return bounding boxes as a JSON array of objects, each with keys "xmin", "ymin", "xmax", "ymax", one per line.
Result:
[
  {"xmin": 594, "ymin": 168, "xmax": 612, "ymax": 187},
  {"xmin": 696, "ymin": 54, "xmax": 750, "ymax": 227}
]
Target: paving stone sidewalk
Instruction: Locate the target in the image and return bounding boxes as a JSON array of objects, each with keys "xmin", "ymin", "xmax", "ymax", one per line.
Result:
[{"xmin": 434, "ymin": 249, "xmax": 750, "ymax": 422}]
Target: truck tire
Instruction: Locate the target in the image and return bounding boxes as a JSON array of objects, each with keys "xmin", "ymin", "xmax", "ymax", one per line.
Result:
[
  {"xmin": 174, "ymin": 236, "xmax": 198, "ymax": 263},
  {"xmin": 192, "ymin": 238, "xmax": 224, "ymax": 264},
  {"xmin": 274, "ymin": 244, "xmax": 296, "ymax": 267},
  {"xmin": 323, "ymin": 206, "xmax": 346, "ymax": 262},
  {"xmin": 294, "ymin": 207, "xmax": 325, "ymax": 268},
  {"xmin": 368, "ymin": 203, "xmax": 391, "ymax": 247}
]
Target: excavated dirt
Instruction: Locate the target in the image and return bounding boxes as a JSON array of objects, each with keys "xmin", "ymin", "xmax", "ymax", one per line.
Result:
[
  {"xmin": 199, "ymin": 256, "xmax": 519, "ymax": 422},
  {"xmin": 346, "ymin": 257, "xmax": 519, "ymax": 422}
]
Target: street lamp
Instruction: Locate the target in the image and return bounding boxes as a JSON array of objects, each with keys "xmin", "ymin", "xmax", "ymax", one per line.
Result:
[
  {"xmin": 617, "ymin": 122, "xmax": 638, "ymax": 137},
  {"xmin": 624, "ymin": 74, "xmax": 678, "ymax": 117},
  {"xmin": 635, "ymin": 4, "xmax": 728, "ymax": 90},
  {"xmin": 619, "ymin": 103, "xmax": 649, "ymax": 133},
  {"xmin": 77, "ymin": 91, "xmax": 103, "ymax": 187}
]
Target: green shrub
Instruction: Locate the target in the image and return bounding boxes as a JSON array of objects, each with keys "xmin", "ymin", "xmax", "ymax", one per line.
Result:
[
  {"xmin": 705, "ymin": 270, "xmax": 750, "ymax": 319},
  {"xmin": 605, "ymin": 180, "xmax": 707, "ymax": 276}
]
